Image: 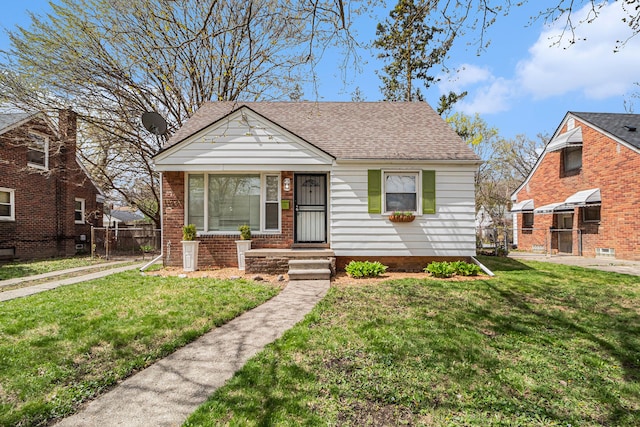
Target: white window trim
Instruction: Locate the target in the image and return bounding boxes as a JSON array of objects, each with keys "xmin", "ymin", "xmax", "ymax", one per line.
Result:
[
  {"xmin": 382, "ymin": 170, "xmax": 421, "ymax": 215},
  {"xmin": 75, "ymin": 198, "xmax": 86, "ymax": 224},
  {"xmin": 185, "ymin": 172, "xmax": 281, "ymax": 235},
  {"xmin": 0, "ymin": 187, "xmax": 15, "ymax": 221},
  {"xmin": 27, "ymin": 132, "xmax": 50, "ymax": 170}
]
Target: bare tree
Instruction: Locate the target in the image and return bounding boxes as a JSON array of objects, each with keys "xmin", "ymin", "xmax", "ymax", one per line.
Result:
[{"xmin": 0, "ymin": 0, "xmax": 362, "ymax": 226}]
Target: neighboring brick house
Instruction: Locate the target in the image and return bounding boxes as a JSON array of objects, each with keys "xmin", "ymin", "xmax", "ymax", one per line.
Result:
[
  {"xmin": 511, "ymin": 112, "xmax": 640, "ymax": 260},
  {"xmin": 0, "ymin": 109, "xmax": 104, "ymax": 260}
]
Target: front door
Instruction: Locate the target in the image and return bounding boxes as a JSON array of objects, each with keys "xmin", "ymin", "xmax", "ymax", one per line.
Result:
[
  {"xmin": 557, "ymin": 213, "xmax": 573, "ymax": 254},
  {"xmin": 294, "ymin": 174, "xmax": 327, "ymax": 243}
]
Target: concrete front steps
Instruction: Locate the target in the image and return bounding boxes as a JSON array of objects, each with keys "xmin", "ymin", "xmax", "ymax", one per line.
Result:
[{"xmin": 287, "ymin": 259, "xmax": 332, "ymax": 281}]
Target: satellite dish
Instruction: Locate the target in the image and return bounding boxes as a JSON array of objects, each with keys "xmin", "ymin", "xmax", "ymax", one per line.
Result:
[{"xmin": 142, "ymin": 112, "xmax": 168, "ymax": 136}]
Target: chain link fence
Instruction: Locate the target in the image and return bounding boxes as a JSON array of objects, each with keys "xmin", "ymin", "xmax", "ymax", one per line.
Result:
[
  {"xmin": 91, "ymin": 226, "xmax": 161, "ymax": 259},
  {"xmin": 480, "ymin": 226, "xmax": 584, "ymax": 256}
]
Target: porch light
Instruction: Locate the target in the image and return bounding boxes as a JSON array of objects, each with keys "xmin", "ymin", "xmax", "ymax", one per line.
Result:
[{"xmin": 283, "ymin": 177, "xmax": 291, "ymax": 192}]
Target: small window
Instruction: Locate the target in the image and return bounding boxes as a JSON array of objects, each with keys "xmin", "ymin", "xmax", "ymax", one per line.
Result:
[
  {"xmin": 384, "ymin": 172, "xmax": 418, "ymax": 213},
  {"xmin": 75, "ymin": 198, "xmax": 85, "ymax": 224},
  {"xmin": 27, "ymin": 133, "xmax": 49, "ymax": 170},
  {"xmin": 582, "ymin": 205, "xmax": 601, "ymax": 222},
  {"xmin": 522, "ymin": 212, "xmax": 534, "ymax": 228},
  {"xmin": 563, "ymin": 146, "xmax": 582, "ymax": 174},
  {"xmin": 0, "ymin": 188, "xmax": 15, "ymax": 221}
]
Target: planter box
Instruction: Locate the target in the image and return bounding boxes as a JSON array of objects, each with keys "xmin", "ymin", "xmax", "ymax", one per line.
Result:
[
  {"xmin": 389, "ymin": 214, "xmax": 415, "ymax": 223},
  {"xmin": 236, "ymin": 240, "xmax": 252, "ymax": 270},
  {"xmin": 181, "ymin": 240, "xmax": 200, "ymax": 272}
]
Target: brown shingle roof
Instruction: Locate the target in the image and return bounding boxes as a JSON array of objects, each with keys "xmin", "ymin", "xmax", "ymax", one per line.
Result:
[{"xmin": 162, "ymin": 102, "xmax": 479, "ymax": 161}]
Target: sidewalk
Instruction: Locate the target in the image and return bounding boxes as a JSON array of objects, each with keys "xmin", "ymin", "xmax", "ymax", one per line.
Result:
[
  {"xmin": 0, "ymin": 261, "xmax": 146, "ymax": 302},
  {"xmin": 508, "ymin": 252, "xmax": 640, "ymax": 276},
  {"xmin": 55, "ymin": 279, "xmax": 330, "ymax": 427}
]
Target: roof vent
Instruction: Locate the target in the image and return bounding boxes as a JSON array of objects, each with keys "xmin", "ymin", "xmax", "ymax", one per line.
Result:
[{"xmin": 624, "ymin": 125, "xmax": 636, "ymax": 132}]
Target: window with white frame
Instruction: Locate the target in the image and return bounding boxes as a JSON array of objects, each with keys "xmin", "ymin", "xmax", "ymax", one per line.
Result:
[
  {"xmin": 187, "ymin": 173, "xmax": 280, "ymax": 233},
  {"xmin": 74, "ymin": 198, "xmax": 85, "ymax": 224},
  {"xmin": 0, "ymin": 188, "xmax": 15, "ymax": 221},
  {"xmin": 384, "ymin": 171, "xmax": 418, "ymax": 213},
  {"xmin": 27, "ymin": 132, "xmax": 49, "ymax": 170}
]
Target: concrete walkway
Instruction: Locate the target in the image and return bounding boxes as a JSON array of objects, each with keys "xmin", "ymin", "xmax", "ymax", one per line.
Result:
[
  {"xmin": 508, "ymin": 252, "xmax": 640, "ymax": 277},
  {"xmin": 55, "ymin": 279, "xmax": 330, "ymax": 427},
  {"xmin": 0, "ymin": 262, "xmax": 146, "ymax": 302}
]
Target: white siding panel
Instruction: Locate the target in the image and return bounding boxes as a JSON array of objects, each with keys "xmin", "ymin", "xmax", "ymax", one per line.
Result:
[
  {"xmin": 155, "ymin": 112, "xmax": 333, "ymax": 170},
  {"xmin": 329, "ymin": 164, "xmax": 477, "ymax": 257}
]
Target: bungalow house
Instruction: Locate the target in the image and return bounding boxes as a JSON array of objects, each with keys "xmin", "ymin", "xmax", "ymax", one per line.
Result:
[
  {"xmin": 511, "ymin": 112, "xmax": 640, "ymax": 260},
  {"xmin": 153, "ymin": 102, "xmax": 480, "ymax": 273},
  {"xmin": 0, "ymin": 109, "xmax": 104, "ymax": 260}
]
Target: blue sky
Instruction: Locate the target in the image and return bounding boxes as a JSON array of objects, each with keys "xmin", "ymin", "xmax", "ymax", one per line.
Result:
[{"xmin": 1, "ymin": 1, "xmax": 638, "ymax": 140}]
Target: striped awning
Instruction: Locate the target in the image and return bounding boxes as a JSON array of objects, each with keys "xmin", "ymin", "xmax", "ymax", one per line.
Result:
[
  {"xmin": 534, "ymin": 202, "xmax": 574, "ymax": 214},
  {"xmin": 511, "ymin": 199, "xmax": 534, "ymax": 212},
  {"xmin": 545, "ymin": 127, "xmax": 583, "ymax": 152},
  {"xmin": 564, "ymin": 188, "xmax": 601, "ymax": 206}
]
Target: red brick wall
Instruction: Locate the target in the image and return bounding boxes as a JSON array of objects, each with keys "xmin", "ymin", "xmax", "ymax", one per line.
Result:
[
  {"xmin": 515, "ymin": 119, "xmax": 640, "ymax": 260},
  {"xmin": 0, "ymin": 110, "xmax": 102, "ymax": 259},
  {"xmin": 162, "ymin": 171, "xmax": 296, "ymax": 268}
]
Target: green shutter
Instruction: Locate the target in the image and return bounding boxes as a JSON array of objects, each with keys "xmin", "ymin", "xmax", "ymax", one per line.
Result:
[
  {"xmin": 422, "ymin": 170, "xmax": 436, "ymax": 214},
  {"xmin": 368, "ymin": 169, "xmax": 382, "ymax": 214}
]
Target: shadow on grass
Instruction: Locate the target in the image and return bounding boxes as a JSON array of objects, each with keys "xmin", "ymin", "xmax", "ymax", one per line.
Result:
[
  {"xmin": 475, "ymin": 255, "xmax": 533, "ymax": 272},
  {"xmin": 481, "ymin": 280, "xmax": 640, "ymax": 426}
]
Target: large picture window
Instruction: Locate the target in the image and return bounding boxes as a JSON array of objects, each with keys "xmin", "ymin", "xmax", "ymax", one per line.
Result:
[
  {"xmin": 187, "ymin": 173, "xmax": 280, "ymax": 233},
  {"xmin": 0, "ymin": 188, "xmax": 15, "ymax": 221},
  {"xmin": 27, "ymin": 133, "xmax": 49, "ymax": 170}
]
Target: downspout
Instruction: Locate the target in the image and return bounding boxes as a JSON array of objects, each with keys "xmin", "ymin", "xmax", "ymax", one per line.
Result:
[
  {"xmin": 471, "ymin": 256, "xmax": 495, "ymax": 277},
  {"xmin": 140, "ymin": 172, "xmax": 164, "ymax": 272}
]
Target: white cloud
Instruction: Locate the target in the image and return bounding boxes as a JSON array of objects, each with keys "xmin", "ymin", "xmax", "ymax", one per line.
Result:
[
  {"xmin": 516, "ymin": 2, "xmax": 640, "ymax": 100},
  {"xmin": 437, "ymin": 1, "xmax": 639, "ymax": 117},
  {"xmin": 437, "ymin": 64, "xmax": 493, "ymax": 94},
  {"xmin": 455, "ymin": 78, "xmax": 515, "ymax": 115}
]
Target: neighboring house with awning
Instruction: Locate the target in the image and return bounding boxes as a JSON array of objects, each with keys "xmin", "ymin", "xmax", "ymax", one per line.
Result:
[
  {"xmin": 511, "ymin": 112, "xmax": 640, "ymax": 260},
  {"xmin": 153, "ymin": 102, "xmax": 481, "ymax": 272}
]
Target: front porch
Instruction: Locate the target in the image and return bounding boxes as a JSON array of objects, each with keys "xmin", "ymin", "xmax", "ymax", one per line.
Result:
[{"xmin": 244, "ymin": 248, "xmax": 336, "ymax": 276}]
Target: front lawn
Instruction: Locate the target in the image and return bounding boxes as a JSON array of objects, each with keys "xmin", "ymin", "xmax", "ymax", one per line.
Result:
[
  {"xmin": 0, "ymin": 271, "xmax": 280, "ymax": 426},
  {"xmin": 0, "ymin": 257, "xmax": 107, "ymax": 281},
  {"xmin": 185, "ymin": 256, "xmax": 640, "ymax": 426}
]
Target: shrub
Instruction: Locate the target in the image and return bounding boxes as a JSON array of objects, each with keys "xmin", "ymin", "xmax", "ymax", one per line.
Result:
[
  {"xmin": 424, "ymin": 261, "xmax": 457, "ymax": 278},
  {"xmin": 182, "ymin": 224, "xmax": 197, "ymax": 241},
  {"xmin": 238, "ymin": 224, "xmax": 251, "ymax": 240},
  {"xmin": 345, "ymin": 261, "xmax": 388, "ymax": 278},
  {"xmin": 451, "ymin": 260, "xmax": 482, "ymax": 276},
  {"xmin": 425, "ymin": 260, "xmax": 481, "ymax": 278}
]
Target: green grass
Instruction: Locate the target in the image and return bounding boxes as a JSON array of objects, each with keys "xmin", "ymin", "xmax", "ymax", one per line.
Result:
[
  {"xmin": 0, "ymin": 257, "xmax": 108, "ymax": 281},
  {"xmin": 0, "ymin": 270, "xmax": 280, "ymax": 426},
  {"xmin": 185, "ymin": 256, "xmax": 640, "ymax": 426}
]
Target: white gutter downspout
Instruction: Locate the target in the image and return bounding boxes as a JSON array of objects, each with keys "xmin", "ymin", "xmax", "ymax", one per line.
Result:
[
  {"xmin": 471, "ymin": 256, "xmax": 495, "ymax": 277},
  {"xmin": 141, "ymin": 172, "xmax": 164, "ymax": 272}
]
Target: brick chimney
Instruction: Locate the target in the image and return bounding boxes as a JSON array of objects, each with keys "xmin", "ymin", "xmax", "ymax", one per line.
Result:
[{"xmin": 58, "ymin": 108, "xmax": 77, "ymax": 162}]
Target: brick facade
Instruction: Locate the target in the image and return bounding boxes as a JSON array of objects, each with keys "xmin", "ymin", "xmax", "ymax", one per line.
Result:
[
  {"xmin": 0, "ymin": 110, "xmax": 103, "ymax": 260},
  {"xmin": 514, "ymin": 117, "xmax": 640, "ymax": 261},
  {"xmin": 162, "ymin": 171, "xmax": 295, "ymax": 268}
]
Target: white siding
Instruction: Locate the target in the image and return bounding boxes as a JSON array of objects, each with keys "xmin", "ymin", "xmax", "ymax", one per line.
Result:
[
  {"xmin": 330, "ymin": 164, "xmax": 477, "ymax": 257},
  {"xmin": 155, "ymin": 109, "xmax": 333, "ymax": 171}
]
